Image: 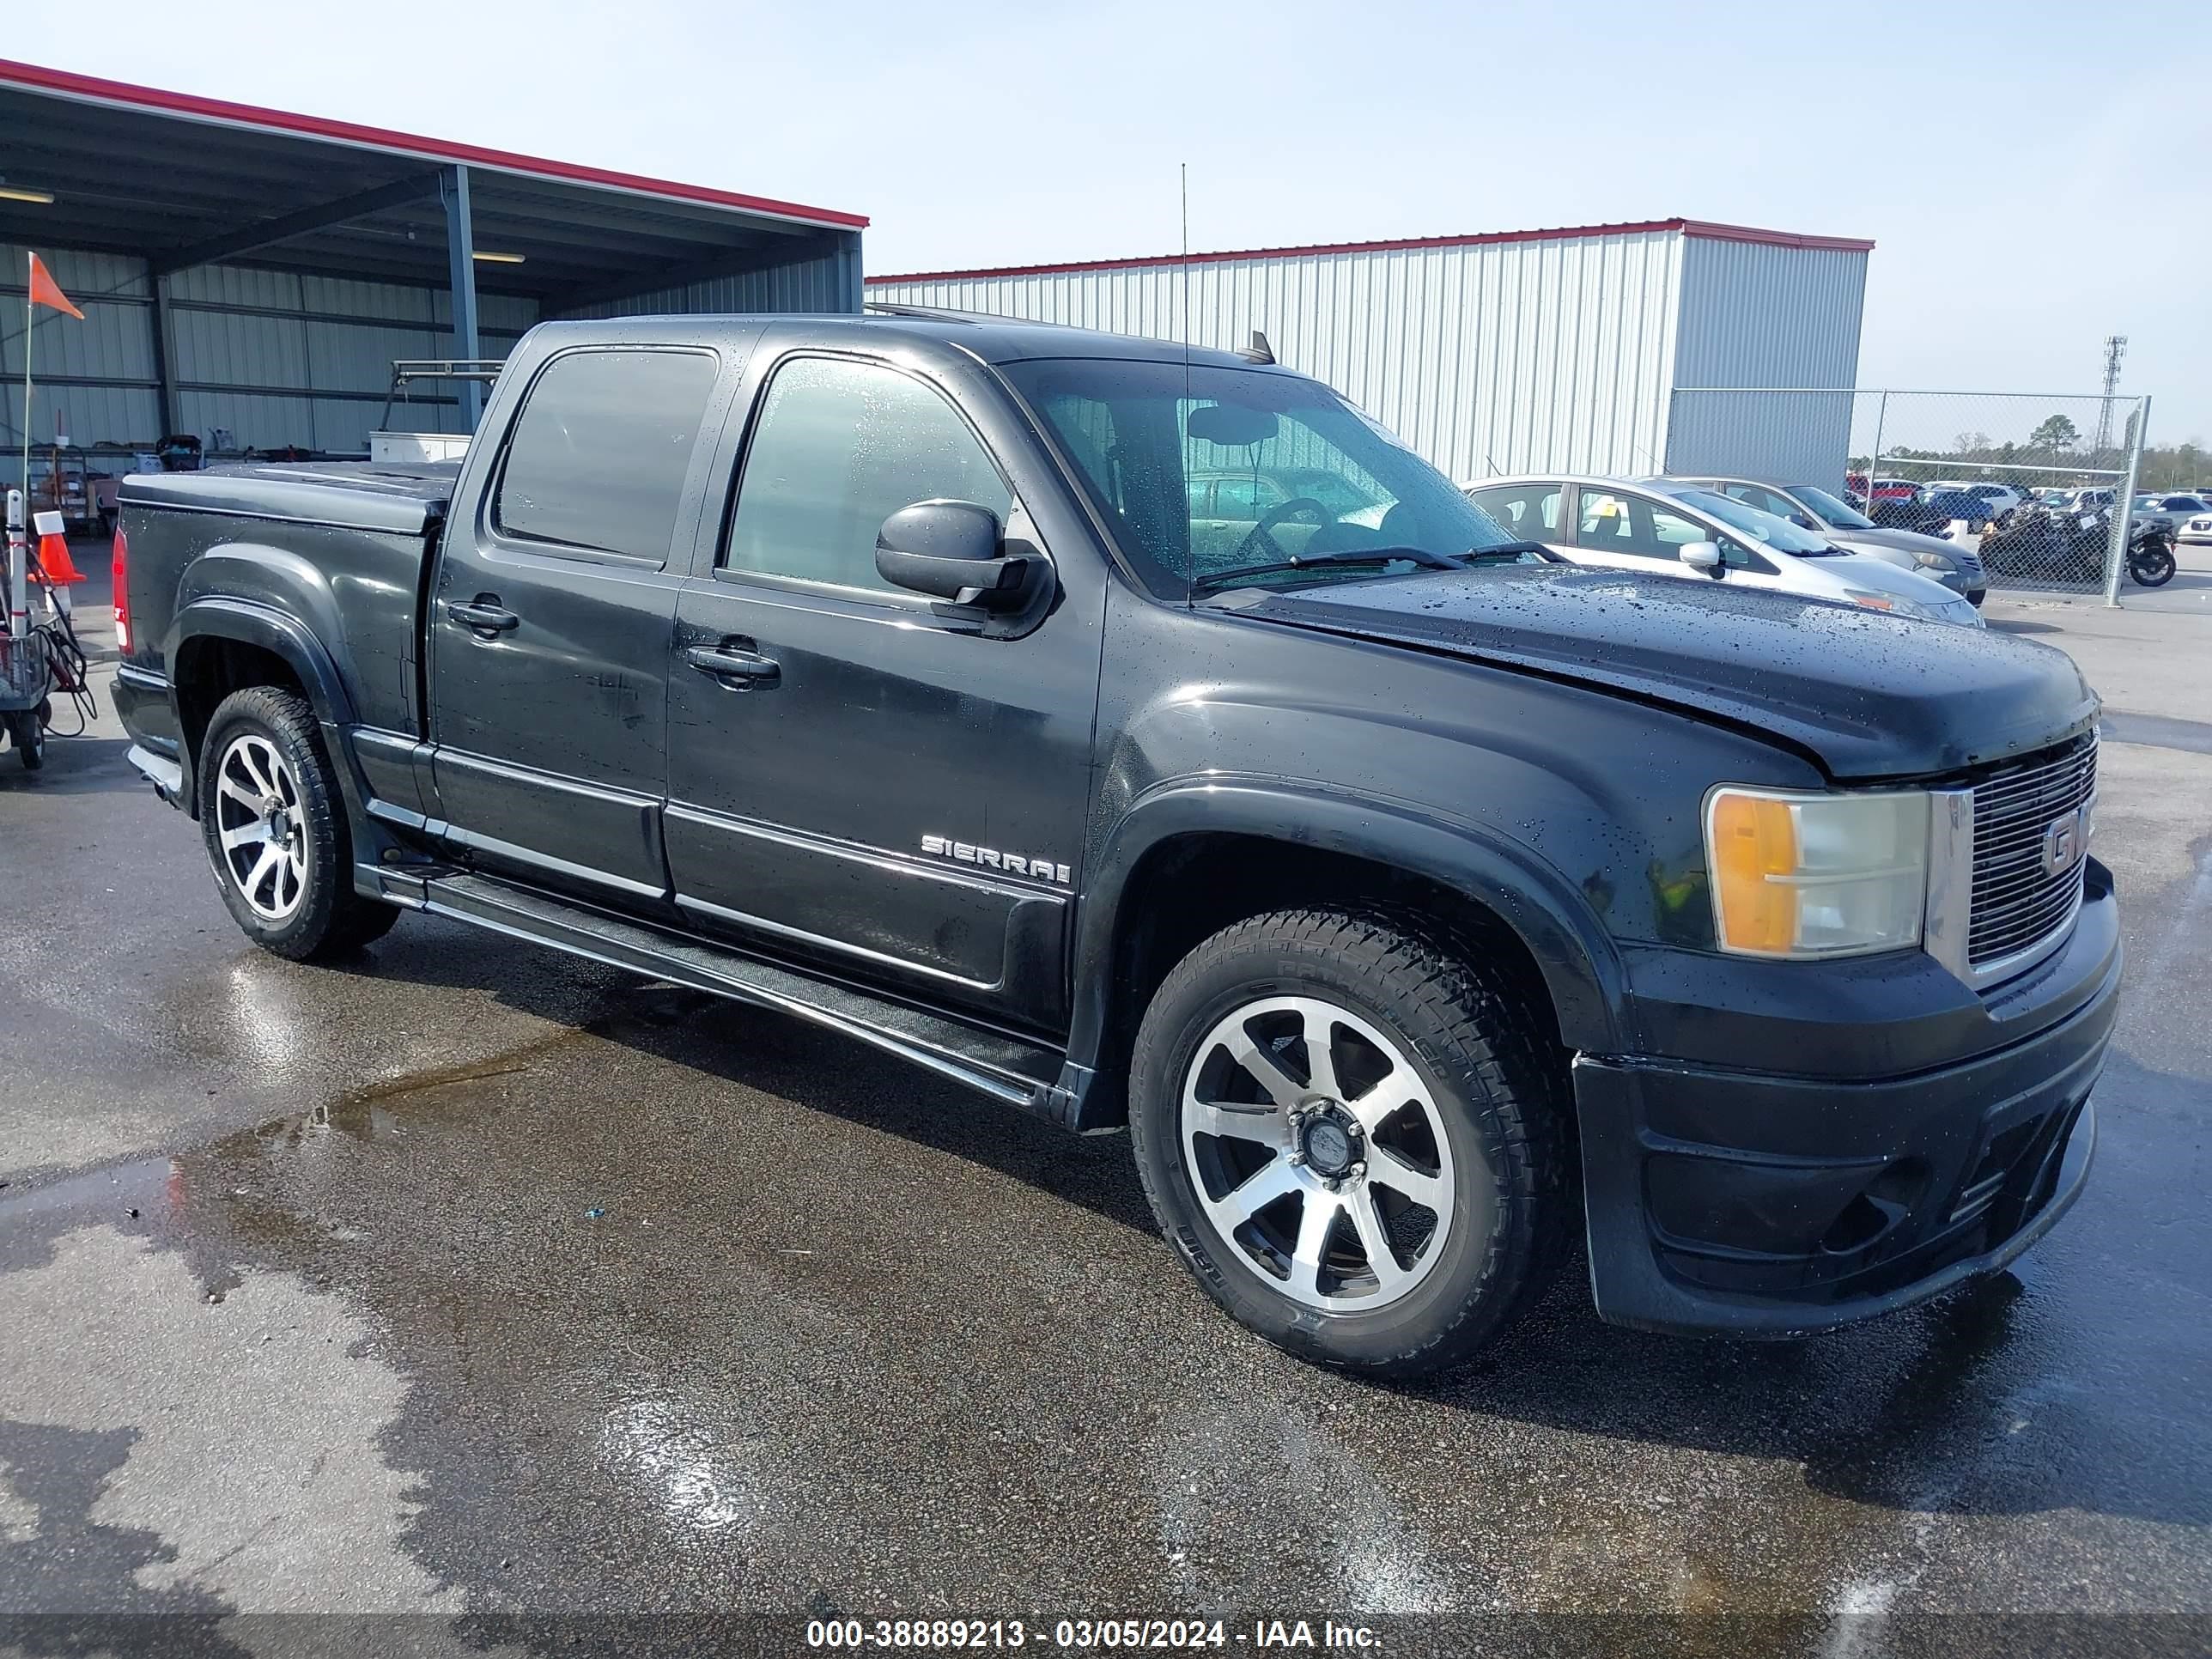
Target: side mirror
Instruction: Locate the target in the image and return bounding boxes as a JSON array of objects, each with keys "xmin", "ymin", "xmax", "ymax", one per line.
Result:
[
  {"xmin": 1790, "ymin": 513, "xmax": 1817, "ymax": 531},
  {"xmin": 875, "ymin": 500, "xmax": 1034, "ymax": 608},
  {"xmin": 1680, "ymin": 539, "xmax": 1726, "ymax": 577}
]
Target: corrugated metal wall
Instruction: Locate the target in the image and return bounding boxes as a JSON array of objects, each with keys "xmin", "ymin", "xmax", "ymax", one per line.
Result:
[
  {"xmin": 872, "ymin": 231, "xmax": 1873, "ymax": 488},
  {"xmin": 166, "ymin": 265, "xmax": 538, "ymax": 453},
  {"xmin": 1662, "ymin": 237, "xmax": 1868, "ymax": 483},
  {"xmin": 0, "ymin": 243, "xmax": 161, "ymax": 467},
  {"xmin": 554, "ymin": 234, "xmax": 863, "ymax": 322},
  {"xmin": 868, "ymin": 229, "xmax": 1688, "ymax": 482},
  {"xmin": 2, "ymin": 240, "xmax": 538, "ymax": 476}
]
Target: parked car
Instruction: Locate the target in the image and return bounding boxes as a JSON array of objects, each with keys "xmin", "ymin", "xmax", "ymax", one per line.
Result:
[
  {"xmin": 112, "ymin": 313, "xmax": 2108, "ymax": 1377},
  {"xmin": 1960, "ymin": 483, "xmax": 2024, "ymax": 522},
  {"xmin": 1845, "ymin": 475, "xmax": 1923, "ymax": 506},
  {"xmin": 2176, "ymin": 504, "xmax": 2212, "ymax": 545},
  {"xmin": 2131, "ymin": 493, "xmax": 2212, "ymax": 535},
  {"xmin": 1185, "ymin": 465, "xmax": 1389, "ymax": 535},
  {"xmin": 1679, "ymin": 477, "xmax": 1986, "ymax": 604},
  {"xmin": 1464, "ymin": 474, "xmax": 1984, "ymax": 625}
]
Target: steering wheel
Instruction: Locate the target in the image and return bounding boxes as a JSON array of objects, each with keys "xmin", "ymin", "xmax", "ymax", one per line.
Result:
[{"xmin": 1233, "ymin": 497, "xmax": 1332, "ymax": 562}]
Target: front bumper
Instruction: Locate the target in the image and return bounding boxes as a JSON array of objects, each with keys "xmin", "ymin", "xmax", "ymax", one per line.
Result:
[{"xmin": 1576, "ymin": 872, "xmax": 2118, "ymax": 1338}]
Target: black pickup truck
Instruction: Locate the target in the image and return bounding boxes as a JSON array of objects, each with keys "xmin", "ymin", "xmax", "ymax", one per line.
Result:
[{"xmin": 111, "ymin": 313, "xmax": 2118, "ymax": 1376}]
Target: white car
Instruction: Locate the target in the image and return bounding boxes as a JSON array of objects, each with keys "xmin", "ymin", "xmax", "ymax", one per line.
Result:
[
  {"xmin": 1960, "ymin": 483, "xmax": 2023, "ymax": 520},
  {"xmin": 1463, "ymin": 474, "xmax": 1984, "ymax": 626}
]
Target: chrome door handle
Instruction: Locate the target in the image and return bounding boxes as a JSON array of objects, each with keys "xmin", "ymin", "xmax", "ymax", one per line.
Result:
[
  {"xmin": 684, "ymin": 644, "xmax": 780, "ymax": 686},
  {"xmin": 447, "ymin": 600, "xmax": 519, "ymax": 634}
]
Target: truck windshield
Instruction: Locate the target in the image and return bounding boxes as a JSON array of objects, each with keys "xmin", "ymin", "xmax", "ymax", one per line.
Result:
[{"xmin": 1001, "ymin": 357, "xmax": 1528, "ymax": 595}]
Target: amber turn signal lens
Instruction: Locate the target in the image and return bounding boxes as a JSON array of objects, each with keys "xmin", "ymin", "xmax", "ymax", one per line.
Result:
[{"xmin": 1709, "ymin": 792, "xmax": 1800, "ymax": 953}]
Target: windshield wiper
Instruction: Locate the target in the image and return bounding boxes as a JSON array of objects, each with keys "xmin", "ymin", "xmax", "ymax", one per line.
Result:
[
  {"xmin": 1470, "ymin": 539, "xmax": 1553, "ymax": 562},
  {"xmin": 1191, "ymin": 547, "xmax": 1463, "ymax": 592}
]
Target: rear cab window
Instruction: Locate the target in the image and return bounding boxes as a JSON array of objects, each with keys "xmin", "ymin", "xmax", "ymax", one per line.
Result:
[{"xmin": 494, "ymin": 348, "xmax": 720, "ymax": 563}]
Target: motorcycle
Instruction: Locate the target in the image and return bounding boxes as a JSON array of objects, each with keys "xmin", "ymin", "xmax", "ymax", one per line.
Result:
[
  {"xmin": 2129, "ymin": 522, "xmax": 2179, "ymax": 588},
  {"xmin": 1979, "ymin": 504, "xmax": 2110, "ymax": 587}
]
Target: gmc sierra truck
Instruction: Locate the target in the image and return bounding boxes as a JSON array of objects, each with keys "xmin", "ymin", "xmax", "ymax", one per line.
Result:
[{"xmin": 112, "ymin": 313, "xmax": 2118, "ymax": 1377}]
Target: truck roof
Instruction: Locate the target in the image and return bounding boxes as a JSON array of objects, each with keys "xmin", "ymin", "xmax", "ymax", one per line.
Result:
[{"xmin": 531, "ymin": 310, "xmax": 1294, "ymax": 374}]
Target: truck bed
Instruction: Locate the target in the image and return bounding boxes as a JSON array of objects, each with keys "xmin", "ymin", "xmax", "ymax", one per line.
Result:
[
  {"xmin": 115, "ymin": 462, "xmax": 459, "ymax": 755},
  {"xmin": 119, "ymin": 461, "xmax": 458, "ymax": 535}
]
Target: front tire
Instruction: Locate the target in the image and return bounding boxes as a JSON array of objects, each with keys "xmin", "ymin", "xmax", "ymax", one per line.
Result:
[
  {"xmin": 6, "ymin": 713, "xmax": 43, "ymax": 770},
  {"xmin": 1127, "ymin": 909, "xmax": 1573, "ymax": 1379},
  {"xmin": 197, "ymin": 687, "xmax": 398, "ymax": 960}
]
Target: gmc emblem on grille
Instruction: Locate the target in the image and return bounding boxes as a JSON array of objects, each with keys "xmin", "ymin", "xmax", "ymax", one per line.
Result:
[{"xmin": 2040, "ymin": 807, "xmax": 2088, "ymax": 878}]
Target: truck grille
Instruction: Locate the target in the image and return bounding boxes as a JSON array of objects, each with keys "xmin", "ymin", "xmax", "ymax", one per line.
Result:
[{"xmin": 1967, "ymin": 734, "xmax": 2096, "ymax": 970}]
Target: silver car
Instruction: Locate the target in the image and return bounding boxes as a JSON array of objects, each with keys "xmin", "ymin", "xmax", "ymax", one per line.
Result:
[
  {"xmin": 2133, "ymin": 492, "xmax": 2212, "ymax": 538},
  {"xmin": 1462, "ymin": 474, "xmax": 1984, "ymax": 626},
  {"xmin": 1678, "ymin": 477, "xmax": 1987, "ymax": 605}
]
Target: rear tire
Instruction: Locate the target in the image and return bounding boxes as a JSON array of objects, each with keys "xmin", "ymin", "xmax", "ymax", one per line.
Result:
[
  {"xmin": 197, "ymin": 686, "xmax": 399, "ymax": 961},
  {"xmin": 2130, "ymin": 547, "xmax": 2177, "ymax": 587},
  {"xmin": 1127, "ymin": 908, "xmax": 1573, "ymax": 1379}
]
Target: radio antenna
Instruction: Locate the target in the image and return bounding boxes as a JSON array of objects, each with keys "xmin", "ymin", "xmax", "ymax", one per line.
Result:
[{"xmin": 1181, "ymin": 161, "xmax": 1194, "ymax": 607}]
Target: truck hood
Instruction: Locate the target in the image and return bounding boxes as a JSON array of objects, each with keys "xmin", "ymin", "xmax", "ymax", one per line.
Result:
[{"xmin": 1232, "ymin": 565, "xmax": 2094, "ymax": 780}]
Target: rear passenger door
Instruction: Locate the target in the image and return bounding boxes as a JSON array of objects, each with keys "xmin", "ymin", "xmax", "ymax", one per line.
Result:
[{"xmin": 427, "ymin": 339, "xmax": 743, "ymax": 905}]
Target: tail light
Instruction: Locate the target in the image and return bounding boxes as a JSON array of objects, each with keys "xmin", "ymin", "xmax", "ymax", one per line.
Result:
[{"xmin": 111, "ymin": 524, "xmax": 131, "ymax": 653}]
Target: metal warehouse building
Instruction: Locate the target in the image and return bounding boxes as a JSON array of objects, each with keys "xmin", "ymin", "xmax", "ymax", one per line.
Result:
[
  {"xmin": 0, "ymin": 58, "xmax": 866, "ymax": 479},
  {"xmin": 867, "ymin": 219, "xmax": 1874, "ymax": 486}
]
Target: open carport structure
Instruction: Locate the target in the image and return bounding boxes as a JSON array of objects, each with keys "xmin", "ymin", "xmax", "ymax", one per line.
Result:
[{"xmin": 0, "ymin": 58, "xmax": 866, "ymax": 466}]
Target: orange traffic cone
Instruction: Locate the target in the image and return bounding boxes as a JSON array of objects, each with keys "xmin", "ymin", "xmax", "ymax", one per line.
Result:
[{"xmin": 33, "ymin": 531, "xmax": 85, "ymax": 585}]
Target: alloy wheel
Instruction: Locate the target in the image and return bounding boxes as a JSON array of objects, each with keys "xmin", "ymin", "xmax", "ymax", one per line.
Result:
[
  {"xmin": 1180, "ymin": 994, "xmax": 1457, "ymax": 1311},
  {"xmin": 212, "ymin": 732, "xmax": 310, "ymax": 921}
]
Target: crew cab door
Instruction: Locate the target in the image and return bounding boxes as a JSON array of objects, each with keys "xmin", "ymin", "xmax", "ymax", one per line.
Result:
[
  {"xmin": 663, "ymin": 342, "xmax": 1103, "ymax": 1032},
  {"xmin": 426, "ymin": 340, "xmax": 739, "ymax": 903}
]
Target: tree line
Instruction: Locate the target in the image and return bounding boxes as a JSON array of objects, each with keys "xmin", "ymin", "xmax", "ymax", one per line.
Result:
[{"xmin": 1853, "ymin": 413, "xmax": 2209, "ymax": 492}]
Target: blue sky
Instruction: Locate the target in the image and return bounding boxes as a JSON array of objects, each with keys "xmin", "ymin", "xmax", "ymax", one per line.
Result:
[{"xmin": 14, "ymin": 0, "xmax": 2209, "ymax": 441}]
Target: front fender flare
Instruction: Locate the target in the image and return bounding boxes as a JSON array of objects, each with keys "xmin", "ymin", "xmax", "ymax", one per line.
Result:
[{"xmin": 1067, "ymin": 778, "xmax": 1628, "ymax": 1077}]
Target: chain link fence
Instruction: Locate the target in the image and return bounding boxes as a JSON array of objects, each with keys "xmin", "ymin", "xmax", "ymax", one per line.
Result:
[{"xmin": 1668, "ymin": 388, "xmax": 2152, "ymax": 600}]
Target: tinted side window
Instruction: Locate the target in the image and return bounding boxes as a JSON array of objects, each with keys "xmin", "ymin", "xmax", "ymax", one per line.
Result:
[
  {"xmin": 1468, "ymin": 483, "xmax": 1561, "ymax": 536},
  {"xmin": 1577, "ymin": 491, "xmax": 1672, "ymax": 557},
  {"xmin": 495, "ymin": 349, "xmax": 719, "ymax": 562},
  {"xmin": 725, "ymin": 356, "xmax": 1013, "ymax": 594},
  {"xmin": 1723, "ymin": 483, "xmax": 1801, "ymax": 520},
  {"xmin": 1211, "ymin": 477, "xmax": 1282, "ymax": 522}
]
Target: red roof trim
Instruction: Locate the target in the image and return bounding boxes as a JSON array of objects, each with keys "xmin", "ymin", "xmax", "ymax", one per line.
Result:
[
  {"xmin": 0, "ymin": 58, "xmax": 868, "ymax": 230},
  {"xmin": 866, "ymin": 216, "xmax": 1872, "ymax": 284}
]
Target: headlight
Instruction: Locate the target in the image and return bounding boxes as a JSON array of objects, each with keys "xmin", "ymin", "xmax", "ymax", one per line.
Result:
[
  {"xmin": 1705, "ymin": 787, "xmax": 1929, "ymax": 957},
  {"xmin": 1911, "ymin": 550, "xmax": 1954, "ymax": 570},
  {"xmin": 1844, "ymin": 586, "xmax": 1945, "ymax": 622}
]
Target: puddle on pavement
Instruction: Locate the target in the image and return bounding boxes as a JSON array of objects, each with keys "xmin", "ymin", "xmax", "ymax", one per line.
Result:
[{"xmin": 4, "ymin": 980, "xmax": 2206, "ymax": 1616}]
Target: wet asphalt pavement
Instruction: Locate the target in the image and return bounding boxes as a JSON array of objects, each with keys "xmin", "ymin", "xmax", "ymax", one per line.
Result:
[{"xmin": 2, "ymin": 577, "xmax": 2209, "ymax": 1652}]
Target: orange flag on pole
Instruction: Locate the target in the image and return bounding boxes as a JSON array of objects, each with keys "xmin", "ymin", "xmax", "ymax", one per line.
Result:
[{"xmin": 28, "ymin": 253, "xmax": 83, "ymax": 320}]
